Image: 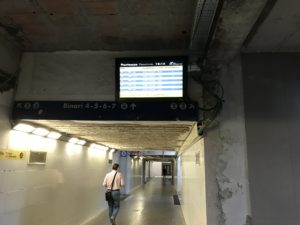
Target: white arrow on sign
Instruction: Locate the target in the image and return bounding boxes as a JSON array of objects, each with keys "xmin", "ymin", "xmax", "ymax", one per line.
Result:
[{"xmin": 130, "ymin": 103, "xmax": 136, "ymax": 110}]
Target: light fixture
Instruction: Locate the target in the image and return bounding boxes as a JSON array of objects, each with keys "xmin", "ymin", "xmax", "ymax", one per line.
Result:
[
  {"xmin": 32, "ymin": 128, "xmax": 49, "ymax": 136},
  {"xmin": 110, "ymin": 148, "xmax": 115, "ymax": 153},
  {"xmin": 108, "ymin": 149, "xmax": 114, "ymax": 160},
  {"xmin": 69, "ymin": 138, "xmax": 79, "ymax": 144},
  {"xmin": 77, "ymin": 140, "xmax": 86, "ymax": 145},
  {"xmin": 13, "ymin": 123, "xmax": 35, "ymax": 133},
  {"xmin": 90, "ymin": 143, "xmax": 109, "ymax": 151},
  {"xmin": 90, "ymin": 143, "xmax": 97, "ymax": 148},
  {"xmin": 47, "ymin": 132, "xmax": 62, "ymax": 140}
]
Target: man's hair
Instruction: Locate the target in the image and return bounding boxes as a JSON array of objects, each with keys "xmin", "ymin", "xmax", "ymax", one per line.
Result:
[{"xmin": 112, "ymin": 163, "xmax": 119, "ymax": 170}]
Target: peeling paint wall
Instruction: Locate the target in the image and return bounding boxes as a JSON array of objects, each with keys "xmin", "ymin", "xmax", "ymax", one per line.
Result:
[{"xmin": 204, "ymin": 56, "xmax": 251, "ymax": 225}]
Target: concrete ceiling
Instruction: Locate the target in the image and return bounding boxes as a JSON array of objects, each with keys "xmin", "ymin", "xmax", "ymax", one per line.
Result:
[
  {"xmin": 245, "ymin": 0, "xmax": 300, "ymax": 52},
  {"xmin": 0, "ymin": 0, "xmax": 196, "ymax": 51},
  {"xmin": 1, "ymin": 0, "xmax": 298, "ymax": 61},
  {"xmin": 22, "ymin": 120, "xmax": 198, "ymax": 151},
  {"xmin": 207, "ymin": 0, "xmax": 300, "ymax": 64}
]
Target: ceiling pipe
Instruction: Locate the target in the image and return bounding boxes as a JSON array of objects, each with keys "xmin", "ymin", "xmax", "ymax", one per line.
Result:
[{"xmin": 189, "ymin": 0, "xmax": 224, "ymax": 64}]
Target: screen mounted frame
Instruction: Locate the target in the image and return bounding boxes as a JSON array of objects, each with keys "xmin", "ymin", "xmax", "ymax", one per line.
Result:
[{"xmin": 115, "ymin": 56, "xmax": 188, "ymax": 101}]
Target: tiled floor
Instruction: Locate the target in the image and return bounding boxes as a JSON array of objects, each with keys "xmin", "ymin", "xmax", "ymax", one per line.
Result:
[{"xmin": 90, "ymin": 178, "xmax": 186, "ymax": 225}]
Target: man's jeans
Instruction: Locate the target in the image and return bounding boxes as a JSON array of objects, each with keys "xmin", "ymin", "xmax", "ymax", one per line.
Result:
[{"xmin": 108, "ymin": 190, "xmax": 121, "ymax": 219}]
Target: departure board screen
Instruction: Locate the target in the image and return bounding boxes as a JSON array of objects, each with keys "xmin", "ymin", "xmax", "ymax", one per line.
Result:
[{"xmin": 116, "ymin": 57, "xmax": 187, "ymax": 100}]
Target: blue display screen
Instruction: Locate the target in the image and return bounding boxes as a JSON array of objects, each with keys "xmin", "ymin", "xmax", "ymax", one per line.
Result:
[{"xmin": 116, "ymin": 57, "xmax": 187, "ymax": 100}]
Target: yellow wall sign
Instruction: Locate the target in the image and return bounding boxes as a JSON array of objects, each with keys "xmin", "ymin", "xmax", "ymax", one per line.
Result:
[{"xmin": 0, "ymin": 150, "xmax": 26, "ymax": 160}]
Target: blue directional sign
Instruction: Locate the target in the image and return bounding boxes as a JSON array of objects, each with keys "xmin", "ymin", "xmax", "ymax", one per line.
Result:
[
  {"xmin": 120, "ymin": 151, "xmax": 128, "ymax": 157},
  {"xmin": 12, "ymin": 101, "xmax": 198, "ymax": 121}
]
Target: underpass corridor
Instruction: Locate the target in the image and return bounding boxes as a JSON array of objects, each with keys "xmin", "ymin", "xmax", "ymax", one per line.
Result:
[{"xmin": 88, "ymin": 178, "xmax": 186, "ymax": 225}]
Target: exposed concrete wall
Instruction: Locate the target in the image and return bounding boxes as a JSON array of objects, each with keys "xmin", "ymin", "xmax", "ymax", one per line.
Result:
[
  {"xmin": 242, "ymin": 53, "xmax": 300, "ymax": 225},
  {"xmin": 204, "ymin": 56, "xmax": 251, "ymax": 225},
  {"xmin": 0, "ymin": 90, "xmax": 14, "ymax": 150},
  {"xmin": 0, "ymin": 35, "xmax": 21, "ymax": 74},
  {"xmin": 16, "ymin": 50, "xmax": 194, "ymax": 101},
  {"xmin": 180, "ymin": 138, "xmax": 206, "ymax": 225},
  {"xmin": 0, "ymin": 35, "xmax": 21, "ymax": 149},
  {"xmin": 16, "ymin": 51, "xmax": 116, "ymax": 101},
  {"xmin": 208, "ymin": 0, "xmax": 268, "ymax": 64}
]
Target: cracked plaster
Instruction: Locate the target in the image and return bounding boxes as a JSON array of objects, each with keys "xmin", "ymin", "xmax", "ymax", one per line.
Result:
[{"xmin": 204, "ymin": 57, "xmax": 250, "ymax": 225}]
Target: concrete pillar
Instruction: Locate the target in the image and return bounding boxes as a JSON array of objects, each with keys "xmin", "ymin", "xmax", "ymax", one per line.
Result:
[
  {"xmin": 171, "ymin": 160, "xmax": 175, "ymax": 185},
  {"xmin": 118, "ymin": 153, "xmax": 131, "ymax": 195},
  {"xmin": 204, "ymin": 56, "xmax": 251, "ymax": 225},
  {"xmin": 176, "ymin": 156, "xmax": 182, "ymax": 195},
  {"xmin": 142, "ymin": 159, "xmax": 146, "ymax": 184}
]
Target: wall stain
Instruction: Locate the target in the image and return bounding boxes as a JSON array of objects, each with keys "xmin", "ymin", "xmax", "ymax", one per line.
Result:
[
  {"xmin": 237, "ymin": 182, "xmax": 243, "ymax": 189},
  {"xmin": 0, "ymin": 68, "xmax": 18, "ymax": 92},
  {"xmin": 0, "ymin": 22, "xmax": 25, "ymax": 47},
  {"xmin": 216, "ymin": 179, "xmax": 226, "ymax": 225},
  {"xmin": 0, "ymin": 16, "xmax": 31, "ymax": 49},
  {"xmin": 245, "ymin": 215, "xmax": 252, "ymax": 225},
  {"xmin": 218, "ymin": 188, "xmax": 233, "ymax": 201}
]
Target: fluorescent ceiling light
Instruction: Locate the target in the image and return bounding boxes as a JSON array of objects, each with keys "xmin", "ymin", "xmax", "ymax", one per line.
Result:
[
  {"xmin": 69, "ymin": 138, "xmax": 79, "ymax": 144},
  {"xmin": 90, "ymin": 144, "xmax": 96, "ymax": 148},
  {"xmin": 13, "ymin": 123, "xmax": 35, "ymax": 133},
  {"xmin": 47, "ymin": 132, "xmax": 62, "ymax": 140},
  {"xmin": 32, "ymin": 128, "xmax": 49, "ymax": 136},
  {"xmin": 77, "ymin": 140, "xmax": 86, "ymax": 145},
  {"xmin": 90, "ymin": 143, "xmax": 109, "ymax": 151}
]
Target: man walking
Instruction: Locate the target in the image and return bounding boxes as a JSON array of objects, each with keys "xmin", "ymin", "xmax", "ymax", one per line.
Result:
[{"xmin": 103, "ymin": 163, "xmax": 125, "ymax": 225}]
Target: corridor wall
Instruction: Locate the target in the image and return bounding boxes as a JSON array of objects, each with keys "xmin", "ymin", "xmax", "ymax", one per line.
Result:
[
  {"xmin": 1, "ymin": 129, "xmax": 111, "ymax": 225},
  {"xmin": 180, "ymin": 138, "xmax": 206, "ymax": 225},
  {"xmin": 150, "ymin": 161, "xmax": 162, "ymax": 177},
  {"xmin": 1, "ymin": 133, "xmax": 143, "ymax": 225},
  {"xmin": 242, "ymin": 53, "xmax": 300, "ymax": 225}
]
